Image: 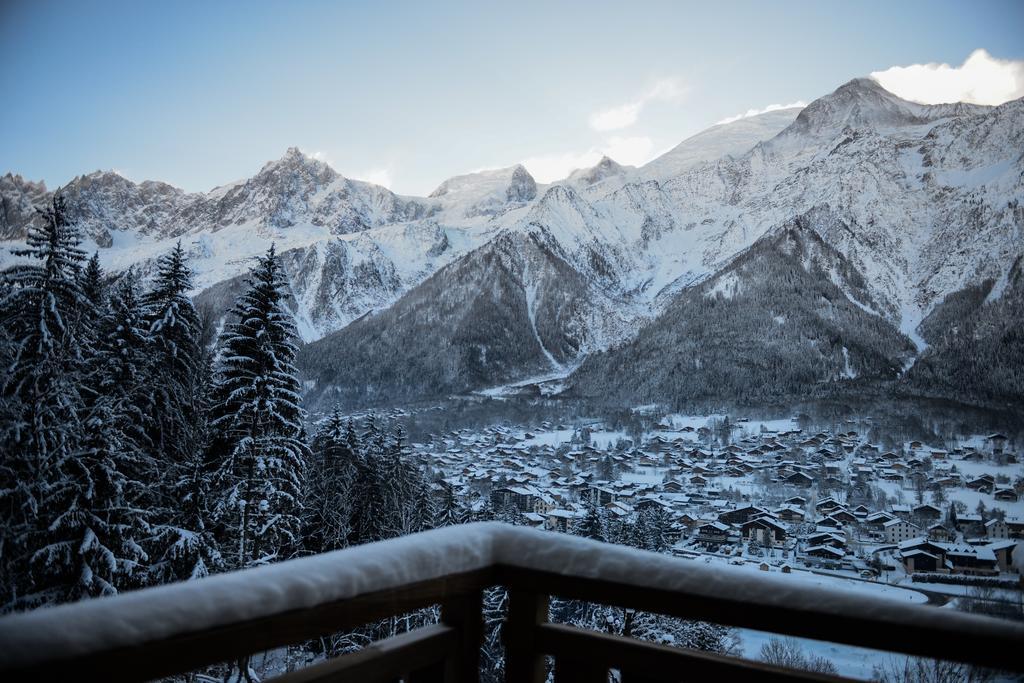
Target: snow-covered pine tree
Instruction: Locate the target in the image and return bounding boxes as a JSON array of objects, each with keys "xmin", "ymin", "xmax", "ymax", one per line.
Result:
[
  {"xmin": 148, "ymin": 350, "xmax": 222, "ymax": 584},
  {"xmin": 143, "ymin": 241, "xmax": 205, "ymax": 469},
  {"xmin": 208, "ymin": 245, "xmax": 308, "ymax": 569},
  {"xmin": 303, "ymin": 407, "xmax": 357, "ymax": 555},
  {"xmin": 79, "ymin": 252, "xmax": 106, "ymax": 313},
  {"xmin": 30, "ymin": 274, "xmax": 154, "ymax": 602},
  {"xmin": 572, "ymin": 504, "xmax": 607, "ymax": 542},
  {"xmin": 435, "ymin": 481, "xmax": 463, "ymax": 527},
  {"xmin": 348, "ymin": 418, "xmax": 389, "ymax": 545},
  {"xmin": 0, "ymin": 194, "xmax": 89, "ymax": 609}
]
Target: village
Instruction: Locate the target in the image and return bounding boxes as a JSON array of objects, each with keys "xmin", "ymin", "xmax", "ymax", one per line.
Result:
[{"xmin": 410, "ymin": 415, "xmax": 1024, "ymax": 612}]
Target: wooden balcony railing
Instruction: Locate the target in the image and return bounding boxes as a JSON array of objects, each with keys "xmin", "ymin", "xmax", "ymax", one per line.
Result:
[{"xmin": 1, "ymin": 522, "xmax": 1021, "ymax": 682}]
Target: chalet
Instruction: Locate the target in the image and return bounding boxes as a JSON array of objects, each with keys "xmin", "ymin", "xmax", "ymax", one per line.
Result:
[
  {"xmin": 815, "ymin": 497, "xmax": 842, "ymax": 512},
  {"xmin": 912, "ymin": 504, "xmax": 943, "ymax": 524},
  {"xmin": 986, "ymin": 433, "xmax": 1008, "ymax": 455},
  {"xmin": 988, "ymin": 540, "xmax": 1017, "ymax": 571},
  {"xmin": 956, "ymin": 514, "xmax": 985, "ymax": 536},
  {"xmin": 816, "ymin": 516, "xmax": 844, "ymax": 530},
  {"xmin": 984, "ymin": 519, "xmax": 1009, "ymax": 539},
  {"xmin": 884, "ymin": 519, "xmax": 921, "ymax": 544},
  {"xmin": 774, "ymin": 505, "xmax": 806, "ymax": 522},
  {"xmin": 695, "ymin": 521, "xmax": 731, "ymax": 544},
  {"xmin": 785, "ymin": 496, "xmax": 808, "ymax": 507},
  {"xmin": 945, "ymin": 545, "xmax": 998, "ymax": 576},
  {"xmin": 784, "ymin": 471, "xmax": 813, "ymax": 488},
  {"xmin": 805, "ymin": 545, "xmax": 845, "ymax": 561},
  {"xmin": 994, "ymin": 488, "xmax": 1018, "ymax": 502},
  {"xmin": 741, "ymin": 517, "xmax": 787, "ymax": 547},
  {"xmin": 829, "ymin": 509, "xmax": 858, "ymax": 525},
  {"xmin": 966, "ymin": 475, "xmax": 995, "ymax": 493},
  {"xmin": 891, "ymin": 504, "xmax": 911, "ymax": 519},
  {"xmin": 805, "ymin": 531, "xmax": 846, "ymax": 549},
  {"xmin": 927, "ymin": 524, "xmax": 953, "ymax": 542},
  {"xmin": 718, "ymin": 505, "xmax": 769, "ymax": 525},
  {"xmin": 1006, "ymin": 517, "xmax": 1024, "ymax": 539},
  {"xmin": 902, "ymin": 549, "xmax": 942, "ymax": 573}
]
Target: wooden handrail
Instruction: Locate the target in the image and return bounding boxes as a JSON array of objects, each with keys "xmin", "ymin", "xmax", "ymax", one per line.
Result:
[{"xmin": 0, "ymin": 523, "xmax": 1021, "ymax": 682}]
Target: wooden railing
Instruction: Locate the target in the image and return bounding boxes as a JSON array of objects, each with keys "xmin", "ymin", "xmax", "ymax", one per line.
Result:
[{"xmin": 1, "ymin": 523, "xmax": 1022, "ymax": 682}]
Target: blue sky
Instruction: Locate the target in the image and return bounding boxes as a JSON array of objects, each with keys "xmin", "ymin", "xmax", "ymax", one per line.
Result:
[{"xmin": 2, "ymin": 0, "xmax": 1022, "ymax": 195}]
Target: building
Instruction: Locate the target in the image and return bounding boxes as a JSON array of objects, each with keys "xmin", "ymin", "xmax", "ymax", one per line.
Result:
[{"xmin": 884, "ymin": 519, "xmax": 921, "ymax": 544}]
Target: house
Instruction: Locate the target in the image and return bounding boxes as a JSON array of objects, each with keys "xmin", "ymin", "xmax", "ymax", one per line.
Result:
[
  {"xmin": 927, "ymin": 524, "xmax": 953, "ymax": 542},
  {"xmin": 966, "ymin": 475, "xmax": 995, "ymax": 493},
  {"xmin": 984, "ymin": 519, "xmax": 1009, "ymax": 539},
  {"xmin": 805, "ymin": 531, "xmax": 846, "ymax": 549},
  {"xmin": 774, "ymin": 505, "xmax": 806, "ymax": 522},
  {"xmin": 901, "ymin": 549, "xmax": 942, "ymax": 573},
  {"xmin": 945, "ymin": 545, "xmax": 998, "ymax": 576},
  {"xmin": 741, "ymin": 517, "xmax": 787, "ymax": 547},
  {"xmin": 994, "ymin": 488, "xmax": 1018, "ymax": 503},
  {"xmin": 718, "ymin": 505, "xmax": 769, "ymax": 525},
  {"xmin": 695, "ymin": 521, "xmax": 731, "ymax": 544},
  {"xmin": 784, "ymin": 471, "xmax": 813, "ymax": 488},
  {"xmin": 988, "ymin": 540, "xmax": 1017, "ymax": 572},
  {"xmin": 491, "ymin": 486, "xmax": 540, "ymax": 513},
  {"xmin": 865, "ymin": 511, "xmax": 896, "ymax": 532},
  {"xmin": 884, "ymin": 519, "xmax": 921, "ymax": 544},
  {"xmin": 986, "ymin": 433, "xmax": 1008, "ymax": 455},
  {"xmin": 912, "ymin": 504, "xmax": 943, "ymax": 522},
  {"xmin": 805, "ymin": 545, "xmax": 845, "ymax": 561}
]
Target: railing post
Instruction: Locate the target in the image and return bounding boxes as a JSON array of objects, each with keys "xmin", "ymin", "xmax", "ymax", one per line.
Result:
[
  {"xmin": 441, "ymin": 590, "xmax": 484, "ymax": 683},
  {"xmin": 503, "ymin": 590, "xmax": 548, "ymax": 683}
]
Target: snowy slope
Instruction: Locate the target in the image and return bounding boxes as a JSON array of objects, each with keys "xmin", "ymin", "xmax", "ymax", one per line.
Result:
[{"xmin": 639, "ymin": 107, "xmax": 802, "ymax": 180}]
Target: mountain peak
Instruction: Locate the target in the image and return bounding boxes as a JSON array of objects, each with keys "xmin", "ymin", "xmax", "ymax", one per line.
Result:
[
  {"xmin": 566, "ymin": 156, "xmax": 630, "ymax": 187},
  {"xmin": 428, "ymin": 165, "xmax": 537, "ymax": 214}
]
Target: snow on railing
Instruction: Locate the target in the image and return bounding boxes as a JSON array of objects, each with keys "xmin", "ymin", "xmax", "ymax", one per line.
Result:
[{"xmin": 0, "ymin": 522, "xmax": 1022, "ymax": 677}]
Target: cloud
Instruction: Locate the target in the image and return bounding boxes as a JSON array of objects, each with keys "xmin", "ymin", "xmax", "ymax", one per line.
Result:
[
  {"xmin": 589, "ymin": 78, "xmax": 687, "ymax": 131},
  {"xmin": 870, "ymin": 49, "xmax": 1024, "ymax": 106},
  {"xmin": 520, "ymin": 136, "xmax": 656, "ymax": 183},
  {"xmin": 356, "ymin": 168, "xmax": 393, "ymax": 189},
  {"xmin": 716, "ymin": 101, "xmax": 807, "ymax": 126},
  {"xmin": 310, "ymin": 150, "xmax": 334, "ymax": 165}
]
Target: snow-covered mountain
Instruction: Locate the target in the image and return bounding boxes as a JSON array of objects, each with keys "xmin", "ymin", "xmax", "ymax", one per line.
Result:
[
  {"xmin": 639, "ymin": 106, "xmax": 801, "ymax": 180},
  {"xmin": 3, "ymin": 76, "xmax": 1022, "ymax": 407}
]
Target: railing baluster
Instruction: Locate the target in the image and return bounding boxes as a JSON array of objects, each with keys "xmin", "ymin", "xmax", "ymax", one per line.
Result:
[
  {"xmin": 504, "ymin": 590, "xmax": 549, "ymax": 683},
  {"xmin": 441, "ymin": 590, "xmax": 484, "ymax": 683}
]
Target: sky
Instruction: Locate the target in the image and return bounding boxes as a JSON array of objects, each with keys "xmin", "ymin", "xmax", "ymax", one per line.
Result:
[{"xmin": 2, "ymin": 0, "xmax": 1022, "ymax": 196}]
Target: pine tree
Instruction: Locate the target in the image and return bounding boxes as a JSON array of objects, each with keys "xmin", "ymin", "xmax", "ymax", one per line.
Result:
[
  {"xmin": 573, "ymin": 505, "xmax": 606, "ymax": 542},
  {"xmin": 28, "ymin": 274, "xmax": 156, "ymax": 602},
  {"xmin": 303, "ymin": 407, "xmax": 357, "ymax": 554},
  {"xmin": 435, "ymin": 481, "xmax": 463, "ymax": 527},
  {"xmin": 79, "ymin": 252, "xmax": 106, "ymax": 312},
  {"xmin": 0, "ymin": 194, "xmax": 89, "ymax": 609},
  {"xmin": 148, "ymin": 353, "xmax": 222, "ymax": 584},
  {"xmin": 208, "ymin": 246, "xmax": 308, "ymax": 569},
  {"xmin": 143, "ymin": 241, "xmax": 204, "ymax": 468}
]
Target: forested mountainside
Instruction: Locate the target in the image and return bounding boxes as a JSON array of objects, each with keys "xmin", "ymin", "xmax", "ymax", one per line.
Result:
[
  {"xmin": 297, "ymin": 228, "xmax": 632, "ymax": 408},
  {"xmin": 566, "ymin": 222, "xmax": 917, "ymax": 408},
  {"xmin": 903, "ymin": 257, "xmax": 1024, "ymax": 405}
]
